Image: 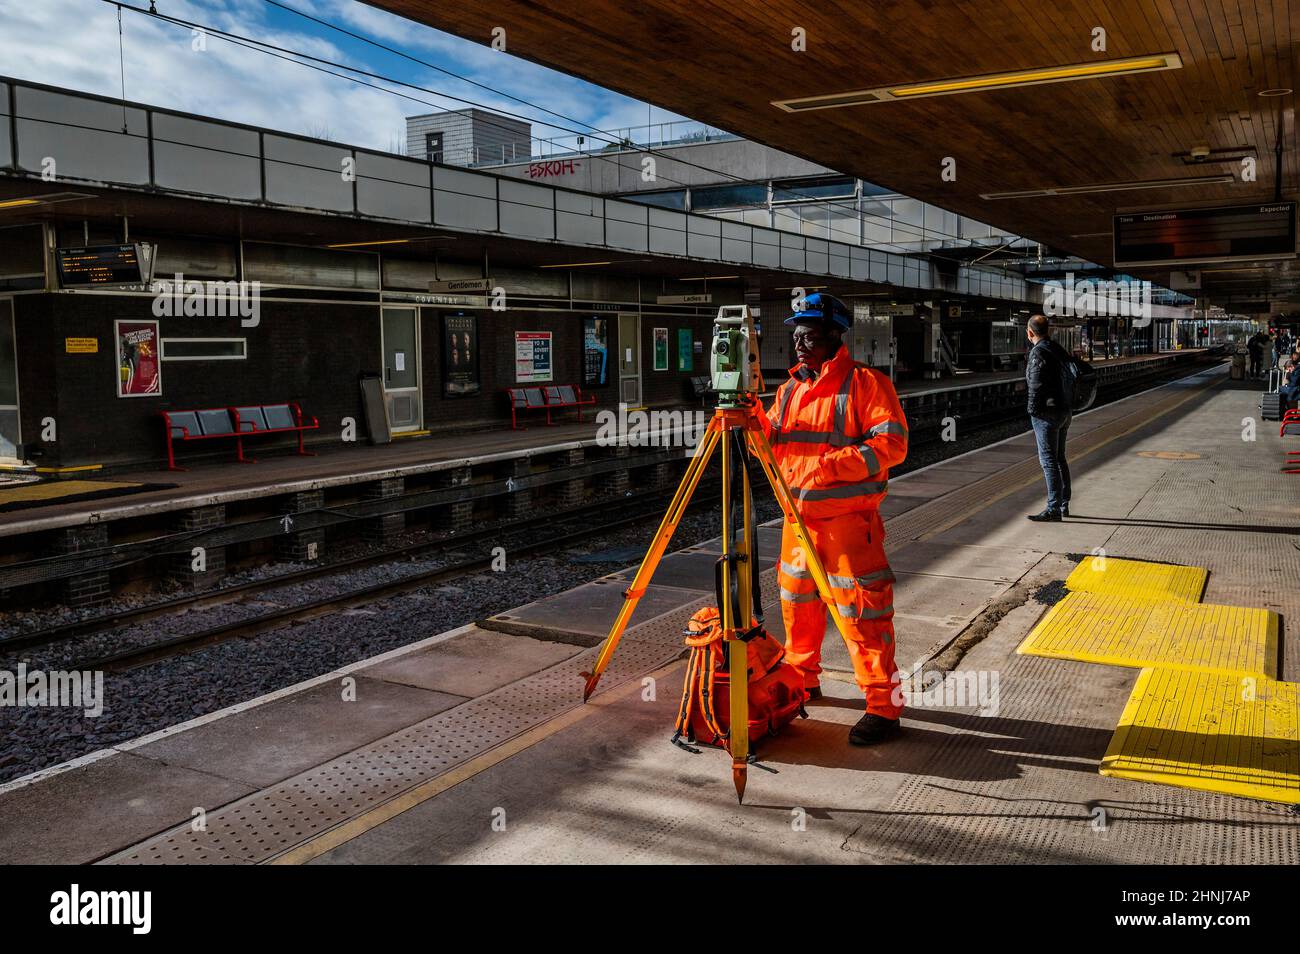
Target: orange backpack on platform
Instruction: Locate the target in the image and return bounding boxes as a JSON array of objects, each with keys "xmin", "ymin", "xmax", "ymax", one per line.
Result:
[{"xmin": 672, "ymin": 606, "xmax": 808, "ymax": 751}]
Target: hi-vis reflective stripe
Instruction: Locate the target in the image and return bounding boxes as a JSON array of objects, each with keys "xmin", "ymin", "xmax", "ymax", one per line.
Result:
[
  {"xmin": 781, "ymin": 429, "xmax": 837, "ymax": 443},
  {"xmin": 858, "ymin": 445, "xmax": 881, "ymax": 474},
  {"xmin": 780, "ymin": 587, "xmax": 820, "ymax": 603},
  {"xmin": 833, "ymin": 371, "xmax": 854, "ymax": 437},
  {"xmin": 780, "ymin": 560, "xmax": 811, "ymax": 579},
  {"xmin": 826, "ymin": 568, "xmax": 896, "ymax": 589},
  {"xmin": 770, "ymin": 384, "xmax": 797, "ymax": 441},
  {"xmin": 793, "ymin": 479, "xmax": 888, "ymax": 501},
  {"xmin": 836, "ymin": 603, "xmax": 895, "ymax": 620},
  {"xmin": 869, "ymin": 420, "xmax": 907, "ymax": 438}
]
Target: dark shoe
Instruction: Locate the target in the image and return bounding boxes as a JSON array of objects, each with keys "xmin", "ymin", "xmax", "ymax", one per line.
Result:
[
  {"xmin": 848, "ymin": 713, "xmax": 902, "ymax": 746},
  {"xmin": 805, "ymin": 686, "xmax": 822, "ymax": 701},
  {"xmin": 1061, "ymin": 502, "xmax": 1070, "ymax": 518},
  {"xmin": 1026, "ymin": 510, "xmax": 1062, "ymax": 522}
]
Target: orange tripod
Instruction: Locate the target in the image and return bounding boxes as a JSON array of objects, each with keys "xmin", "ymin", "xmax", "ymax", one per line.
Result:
[{"xmin": 580, "ymin": 400, "xmax": 860, "ymax": 802}]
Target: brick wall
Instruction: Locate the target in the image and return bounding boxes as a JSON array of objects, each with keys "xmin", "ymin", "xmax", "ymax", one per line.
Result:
[{"xmin": 15, "ymin": 294, "xmax": 713, "ymax": 468}]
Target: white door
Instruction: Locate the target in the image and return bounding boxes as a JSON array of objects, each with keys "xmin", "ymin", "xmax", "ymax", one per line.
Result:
[
  {"xmin": 381, "ymin": 307, "xmax": 422, "ymax": 432},
  {"xmin": 618, "ymin": 313, "xmax": 641, "ymax": 406},
  {"xmin": 0, "ymin": 298, "xmax": 19, "ymax": 463}
]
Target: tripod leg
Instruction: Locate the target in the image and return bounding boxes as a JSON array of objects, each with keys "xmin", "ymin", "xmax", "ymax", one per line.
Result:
[
  {"xmin": 744, "ymin": 423, "xmax": 859, "ymax": 648},
  {"xmin": 582, "ymin": 418, "xmax": 723, "ymax": 701},
  {"xmin": 720, "ymin": 425, "xmax": 749, "ymax": 801}
]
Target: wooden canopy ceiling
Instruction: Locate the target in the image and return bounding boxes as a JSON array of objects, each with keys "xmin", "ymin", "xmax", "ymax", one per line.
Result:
[{"xmin": 367, "ymin": 0, "xmax": 1297, "ymax": 305}]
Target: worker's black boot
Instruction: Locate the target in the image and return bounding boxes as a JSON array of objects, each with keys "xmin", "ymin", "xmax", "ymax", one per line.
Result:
[
  {"xmin": 805, "ymin": 686, "xmax": 822, "ymax": 701},
  {"xmin": 848, "ymin": 713, "xmax": 901, "ymax": 746}
]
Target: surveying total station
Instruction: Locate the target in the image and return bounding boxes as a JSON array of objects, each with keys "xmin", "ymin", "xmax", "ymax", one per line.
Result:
[{"xmin": 580, "ymin": 304, "xmax": 863, "ymax": 801}]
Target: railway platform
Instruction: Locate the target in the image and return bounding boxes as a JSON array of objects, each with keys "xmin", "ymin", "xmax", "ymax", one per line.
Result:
[{"xmin": 3, "ymin": 359, "xmax": 1296, "ymax": 865}]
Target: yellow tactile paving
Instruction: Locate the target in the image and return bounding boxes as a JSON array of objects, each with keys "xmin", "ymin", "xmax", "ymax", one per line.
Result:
[
  {"xmin": 1064, "ymin": 557, "xmax": 1207, "ymax": 603},
  {"xmin": 1017, "ymin": 590, "xmax": 1278, "ymax": 678},
  {"xmin": 1101, "ymin": 668, "xmax": 1300, "ymax": 805}
]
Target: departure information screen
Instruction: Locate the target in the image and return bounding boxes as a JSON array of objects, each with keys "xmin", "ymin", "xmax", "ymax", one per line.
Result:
[
  {"xmin": 1113, "ymin": 202, "xmax": 1296, "ymax": 267},
  {"xmin": 56, "ymin": 244, "xmax": 144, "ymax": 286}
]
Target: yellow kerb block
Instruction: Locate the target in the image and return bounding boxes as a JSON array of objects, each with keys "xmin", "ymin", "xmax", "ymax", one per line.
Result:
[
  {"xmin": 1018, "ymin": 591, "xmax": 1277, "ymax": 679},
  {"xmin": 1064, "ymin": 557, "xmax": 1207, "ymax": 603},
  {"xmin": 1101, "ymin": 668, "xmax": 1299, "ymax": 805}
]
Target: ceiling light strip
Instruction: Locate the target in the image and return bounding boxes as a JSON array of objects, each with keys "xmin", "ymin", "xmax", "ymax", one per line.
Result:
[{"xmin": 772, "ymin": 53, "xmax": 1182, "ymax": 111}]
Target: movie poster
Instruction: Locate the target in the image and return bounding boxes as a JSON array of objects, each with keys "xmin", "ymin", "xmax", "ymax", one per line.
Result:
[
  {"xmin": 583, "ymin": 317, "xmax": 609, "ymax": 387},
  {"xmin": 442, "ymin": 312, "xmax": 480, "ymax": 397},
  {"xmin": 653, "ymin": 327, "xmax": 669, "ymax": 371},
  {"xmin": 115, "ymin": 319, "xmax": 161, "ymax": 397},
  {"xmin": 677, "ymin": 328, "xmax": 693, "ymax": 372},
  {"xmin": 515, "ymin": 331, "xmax": 553, "ymax": 383}
]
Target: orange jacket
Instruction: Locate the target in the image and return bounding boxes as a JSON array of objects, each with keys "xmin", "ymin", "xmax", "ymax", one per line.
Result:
[{"xmin": 760, "ymin": 347, "xmax": 908, "ymax": 519}]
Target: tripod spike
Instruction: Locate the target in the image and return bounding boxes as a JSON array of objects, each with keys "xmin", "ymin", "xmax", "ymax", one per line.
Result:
[{"xmin": 732, "ymin": 758, "xmax": 748, "ymax": 803}]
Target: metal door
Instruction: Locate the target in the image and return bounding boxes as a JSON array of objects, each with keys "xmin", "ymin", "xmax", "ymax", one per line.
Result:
[
  {"xmin": 0, "ymin": 299, "xmax": 19, "ymax": 462},
  {"xmin": 381, "ymin": 307, "xmax": 422, "ymax": 431},
  {"xmin": 618, "ymin": 313, "xmax": 642, "ymax": 406}
]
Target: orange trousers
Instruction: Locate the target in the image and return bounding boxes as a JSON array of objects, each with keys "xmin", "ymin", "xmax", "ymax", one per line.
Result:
[{"xmin": 777, "ymin": 508, "xmax": 901, "ymax": 719}]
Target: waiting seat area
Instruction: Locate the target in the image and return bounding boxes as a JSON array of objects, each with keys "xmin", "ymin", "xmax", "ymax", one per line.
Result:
[{"xmin": 162, "ymin": 403, "xmax": 319, "ymax": 470}]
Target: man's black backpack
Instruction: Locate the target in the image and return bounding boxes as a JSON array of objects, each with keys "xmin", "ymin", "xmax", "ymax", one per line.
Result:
[{"xmin": 1062, "ymin": 355, "xmax": 1098, "ymax": 411}]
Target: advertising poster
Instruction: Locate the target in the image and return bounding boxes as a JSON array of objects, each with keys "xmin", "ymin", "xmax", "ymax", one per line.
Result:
[
  {"xmin": 115, "ymin": 319, "xmax": 161, "ymax": 397},
  {"xmin": 653, "ymin": 327, "xmax": 669, "ymax": 371},
  {"xmin": 583, "ymin": 317, "xmax": 609, "ymax": 387},
  {"xmin": 515, "ymin": 331, "xmax": 553, "ymax": 383},
  {"xmin": 442, "ymin": 312, "xmax": 480, "ymax": 397},
  {"xmin": 677, "ymin": 328, "xmax": 693, "ymax": 372}
]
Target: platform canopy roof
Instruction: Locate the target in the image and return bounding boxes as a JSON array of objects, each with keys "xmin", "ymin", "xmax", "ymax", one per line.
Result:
[{"xmin": 365, "ymin": 0, "xmax": 1298, "ymax": 309}]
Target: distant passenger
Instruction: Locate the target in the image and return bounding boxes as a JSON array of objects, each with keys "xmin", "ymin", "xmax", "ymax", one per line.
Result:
[
  {"xmin": 1025, "ymin": 314, "xmax": 1073, "ymax": 522},
  {"xmin": 1247, "ymin": 333, "xmax": 1265, "ymax": 378},
  {"xmin": 1279, "ymin": 354, "xmax": 1300, "ymax": 409}
]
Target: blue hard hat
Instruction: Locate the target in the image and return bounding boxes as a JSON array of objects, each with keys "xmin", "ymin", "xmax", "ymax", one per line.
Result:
[{"xmin": 785, "ymin": 292, "xmax": 851, "ymax": 331}]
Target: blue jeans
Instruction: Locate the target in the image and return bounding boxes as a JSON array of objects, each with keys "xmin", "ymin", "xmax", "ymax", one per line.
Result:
[
  {"xmin": 1280, "ymin": 383, "xmax": 1300, "ymax": 407},
  {"xmin": 1031, "ymin": 413, "xmax": 1071, "ymax": 513}
]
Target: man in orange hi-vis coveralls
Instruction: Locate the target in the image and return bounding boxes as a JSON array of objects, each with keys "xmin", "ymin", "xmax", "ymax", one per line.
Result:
[{"xmin": 757, "ymin": 292, "xmax": 909, "ymax": 745}]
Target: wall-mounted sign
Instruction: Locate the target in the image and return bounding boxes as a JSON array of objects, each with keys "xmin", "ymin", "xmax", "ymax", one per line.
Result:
[
  {"xmin": 653, "ymin": 327, "xmax": 669, "ymax": 370},
  {"xmin": 947, "ymin": 305, "xmax": 962, "ymax": 318},
  {"xmin": 57, "ymin": 244, "xmax": 146, "ymax": 287},
  {"xmin": 115, "ymin": 320, "xmax": 161, "ymax": 397},
  {"xmin": 1114, "ymin": 202, "xmax": 1297, "ymax": 267},
  {"xmin": 677, "ymin": 329, "xmax": 693, "ymax": 372},
  {"xmin": 443, "ymin": 312, "xmax": 480, "ymax": 397},
  {"xmin": 515, "ymin": 331, "xmax": 553, "ymax": 383},
  {"xmin": 574, "ymin": 301, "xmax": 621, "ymax": 312},
  {"xmin": 657, "ymin": 294, "xmax": 713, "ymax": 305},
  {"xmin": 65, "ymin": 337, "xmax": 99, "ymax": 354},
  {"xmin": 870, "ymin": 303, "xmax": 917, "ymax": 317},
  {"xmin": 386, "ymin": 291, "xmax": 486, "ymax": 307},
  {"xmin": 583, "ymin": 317, "xmax": 609, "ymax": 387},
  {"xmin": 429, "ymin": 278, "xmax": 493, "ymax": 293}
]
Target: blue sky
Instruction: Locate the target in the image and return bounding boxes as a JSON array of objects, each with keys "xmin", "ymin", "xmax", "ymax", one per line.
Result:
[{"xmin": 0, "ymin": 0, "xmax": 688, "ymax": 156}]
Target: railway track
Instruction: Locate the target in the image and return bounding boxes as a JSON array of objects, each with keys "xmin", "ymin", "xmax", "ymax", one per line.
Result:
[{"xmin": 3, "ymin": 355, "xmax": 1223, "ymax": 671}]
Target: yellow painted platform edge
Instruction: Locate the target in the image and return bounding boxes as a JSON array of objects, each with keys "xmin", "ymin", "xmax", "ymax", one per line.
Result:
[
  {"xmin": 390, "ymin": 429, "xmax": 430, "ymax": 440},
  {"xmin": 33, "ymin": 464, "xmax": 103, "ymax": 474}
]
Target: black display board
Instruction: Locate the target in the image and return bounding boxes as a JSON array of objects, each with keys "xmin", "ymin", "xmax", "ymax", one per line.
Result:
[
  {"xmin": 56, "ymin": 244, "xmax": 144, "ymax": 286},
  {"xmin": 1113, "ymin": 202, "xmax": 1296, "ymax": 267}
]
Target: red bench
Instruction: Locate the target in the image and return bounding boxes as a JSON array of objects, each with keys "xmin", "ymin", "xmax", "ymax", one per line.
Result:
[
  {"xmin": 162, "ymin": 403, "xmax": 319, "ymax": 471},
  {"xmin": 503, "ymin": 385, "xmax": 596, "ymax": 429}
]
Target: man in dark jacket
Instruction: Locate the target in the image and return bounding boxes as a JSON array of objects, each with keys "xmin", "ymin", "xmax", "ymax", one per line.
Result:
[{"xmin": 1025, "ymin": 314, "xmax": 1073, "ymax": 522}]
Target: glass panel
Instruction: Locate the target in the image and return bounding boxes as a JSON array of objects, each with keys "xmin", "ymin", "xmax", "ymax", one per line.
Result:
[
  {"xmin": 383, "ymin": 308, "xmax": 418, "ymax": 390},
  {"xmin": 773, "ymin": 176, "xmax": 855, "ymax": 202},
  {"xmin": 691, "ymin": 183, "xmax": 767, "ymax": 210},
  {"xmin": 621, "ymin": 190, "xmax": 687, "ymax": 210},
  {"xmin": 162, "ymin": 338, "xmax": 245, "ymax": 359}
]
